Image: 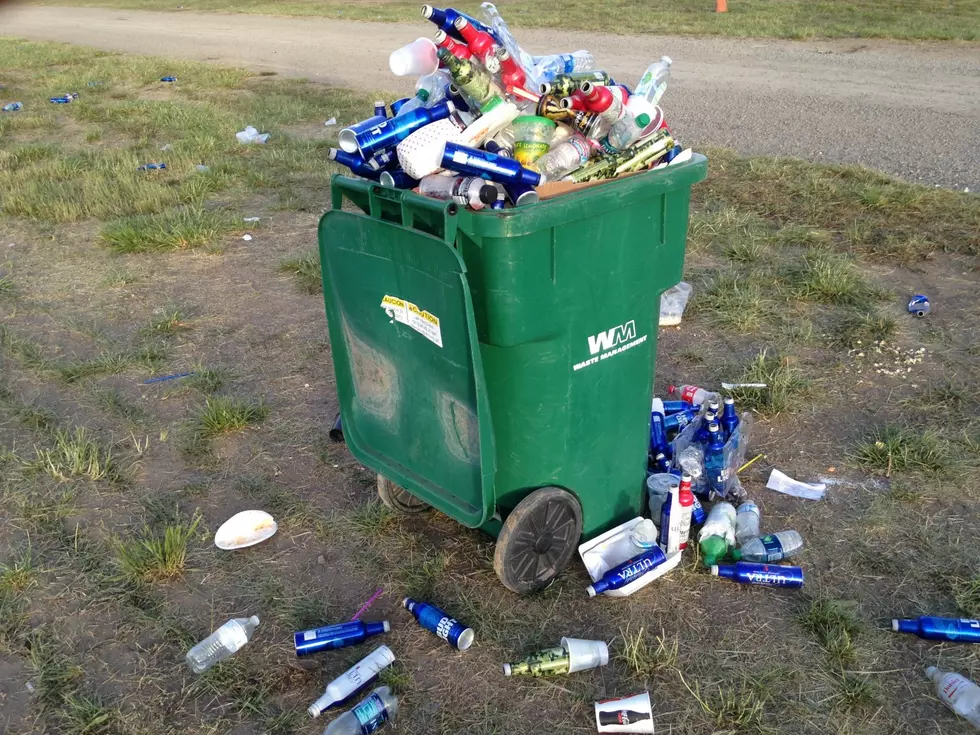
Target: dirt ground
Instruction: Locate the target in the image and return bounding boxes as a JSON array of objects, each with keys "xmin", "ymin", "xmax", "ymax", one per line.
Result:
[{"xmin": 2, "ymin": 39, "xmax": 980, "ymax": 735}]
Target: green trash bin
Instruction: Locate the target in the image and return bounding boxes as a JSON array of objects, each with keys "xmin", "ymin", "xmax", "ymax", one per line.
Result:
[{"xmin": 318, "ymin": 155, "xmax": 707, "ymax": 593}]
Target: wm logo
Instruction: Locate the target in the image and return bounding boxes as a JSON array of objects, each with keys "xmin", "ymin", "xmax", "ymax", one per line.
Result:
[{"xmin": 588, "ymin": 320, "xmax": 636, "ymax": 355}]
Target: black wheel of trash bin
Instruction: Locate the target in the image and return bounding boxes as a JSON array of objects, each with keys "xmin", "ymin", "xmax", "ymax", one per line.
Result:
[
  {"xmin": 494, "ymin": 487, "xmax": 583, "ymax": 595},
  {"xmin": 377, "ymin": 474, "xmax": 429, "ymax": 514}
]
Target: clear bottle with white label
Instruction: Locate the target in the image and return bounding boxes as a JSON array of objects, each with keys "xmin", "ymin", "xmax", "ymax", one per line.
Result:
[
  {"xmin": 308, "ymin": 646, "xmax": 396, "ymax": 717},
  {"xmin": 925, "ymin": 666, "xmax": 980, "ymax": 728},
  {"xmin": 325, "ymin": 686, "xmax": 399, "ymax": 735},
  {"xmin": 735, "ymin": 501, "xmax": 761, "ymax": 545},
  {"xmin": 186, "ymin": 616, "xmax": 259, "ymax": 674}
]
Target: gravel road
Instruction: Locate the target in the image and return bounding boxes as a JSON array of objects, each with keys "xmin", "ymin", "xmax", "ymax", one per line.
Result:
[{"xmin": 3, "ymin": 6, "xmax": 979, "ymax": 188}]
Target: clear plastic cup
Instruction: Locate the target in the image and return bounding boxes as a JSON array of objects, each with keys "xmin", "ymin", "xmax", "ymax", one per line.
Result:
[
  {"xmin": 389, "ymin": 38, "xmax": 439, "ymax": 77},
  {"xmin": 511, "ymin": 115, "xmax": 556, "ymax": 166},
  {"xmin": 561, "ymin": 637, "xmax": 610, "ymax": 673}
]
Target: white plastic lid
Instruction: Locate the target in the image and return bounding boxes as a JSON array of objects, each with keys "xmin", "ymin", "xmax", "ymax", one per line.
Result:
[
  {"xmin": 383, "ymin": 620, "xmax": 391, "ymax": 632},
  {"xmin": 502, "ymin": 663, "xmax": 512, "ymax": 676},
  {"xmin": 662, "ymin": 56, "xmax": 673, "ymax": 65},
  {"xmin": 710, "ymin": 565, "xmax": 720, "ymax": 576},
  {"xmin": 586, "ymin": 585, "xmax": 597, "ymax": 597},
  {"xmin": 891, "ymin": 619, "xmax": 899, "ymax": 631}
]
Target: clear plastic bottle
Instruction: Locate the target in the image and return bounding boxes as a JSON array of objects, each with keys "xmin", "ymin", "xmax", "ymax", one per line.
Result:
[
  {"xmin": 531, "ymin": 133, "xmax": 591, "ymax": 179},
  {"xmin": 325, "ymin": 686, "xmax": 399, "ymax": 735},
  {"xmin": 186, "ymin": 616, "xmax": 259, "ymax": 673},
  {"xmin": 480, "ymin": 3, "xmax": 537, "ymax": 83},
  {"xmin": 632, "ymin": 56, "xmax": 672, "ymax": 110},
  {"xmin": 602, "ymin": 112, "xmax": 651, "ymax": 152},
  {"xmin": 630, "ymin": 518, "xmax": 658, "ymax": 550},
  {"xmin": 533, "ymin": 51, "xmax": 596, "ymax": 84},
  {"xmin": 419, "ymin": 175, "xmax": 498, "ymax": 210},
  {"xmin": 698, "ymin": 502, "xmax": 736, "ymax": 544},
  {"xmin": 670, "ymin": 384, "xmax": 721, "ymax": 406},
  {"xmin": 925, "ymin": 666, "xmax": 980, "ymax": 728},
  {"xmin": 732, "ymin": 531, "xmax": 803, "ymax": 563},
  {"xmin": 735, "ymin": 501, "xmax": 761, "ymax": 544},
  {"xmin": 396, "ymin": 70, "xmax": 452, "ymax": 117}
]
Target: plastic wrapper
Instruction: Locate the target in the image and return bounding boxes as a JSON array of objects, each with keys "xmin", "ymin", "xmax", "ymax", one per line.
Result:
[{"xmin": 721, "ymin": 412, "xmax": 752, "ymax": 502}]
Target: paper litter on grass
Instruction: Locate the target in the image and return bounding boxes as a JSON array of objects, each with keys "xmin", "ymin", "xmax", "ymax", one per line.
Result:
[{"xmin": 767, "ymin": 468, "xmax": 826, "ymax": 500}]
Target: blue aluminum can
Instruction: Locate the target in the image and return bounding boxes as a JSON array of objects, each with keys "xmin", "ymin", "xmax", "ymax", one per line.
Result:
[
  {"xmin": 343, "ymin": 100, "xmax": 454, "ymax": 159},
  {"xmin": 649, "ymin": 412, "xmax": 668, "ymax": 455},
  {"xmin": 664, "ymin": 408, "xmax": 698, "ymax": 433},
  {"xmin": 389, "ymin": 97, "xmax": 412, "ymax": 116},
  {"xmin": 294, "ymin": 620, "xmax": 390, "ymax": 657},
  {"xmin": 380, "ymin": 169, "xmax": 420, "ymax": 190},
  {"xmin": 662, "ymin": 400, "xmax": 692, "ymax": 415},
  {"xmin": 403, "ymin": 598, "xmax": 474, "ymax": 650},
  {"xmin": 712, "ymin": 562, "xmax": 804, "ymax": 588},
  {"xmin": 442, "ymin": 142, "xmax": 542, "ymax": 187},
  {"xmin": 908, "ymin": 294, "xmax": 930, "ymax": 317},
  {"xmin": 892, "ymin": 616, "xmax": 980, "ymax": 643},
  {"xmin": 329, "ymin": 148, "xmax": 383, "ymax": 182}
]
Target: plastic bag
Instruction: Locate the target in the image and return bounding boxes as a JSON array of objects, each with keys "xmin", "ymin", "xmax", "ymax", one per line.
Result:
[
  {"xmin": 659, "ymin": 282, "xmax": 692, "ymax": 326},
  {"xmin": 236, "ymin": 126, "xmax": 270, "ymax": 144}
]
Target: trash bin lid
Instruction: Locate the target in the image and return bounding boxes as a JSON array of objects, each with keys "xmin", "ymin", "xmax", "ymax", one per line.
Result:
[{"xmin": 319, "ymin": 208, "xmax": 495, "ymax": 528}]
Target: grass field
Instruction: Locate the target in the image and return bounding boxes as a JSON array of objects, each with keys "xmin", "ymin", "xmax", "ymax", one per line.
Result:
[
  {"xmin": 37, "ymin": 0, "xmax": 980, "ymax": 41},
  {"xmin": 3, "ymin": 37, "xmax": 980, "ymax": 735}
]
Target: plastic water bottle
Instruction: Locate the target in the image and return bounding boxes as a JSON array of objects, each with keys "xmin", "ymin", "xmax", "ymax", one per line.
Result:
[
  {"xmin": 325, "ymin": 686, "xmax": 399, "ymax": 735},
  {"xmin": 533, "ymin": 51, "xmax": 596, "ymax": 84},
  {"xmin": 925, "ymin": 666, "xmax": 980, "ymax": 728},
  {"xmin": 186, "ymin": 616, "xmax": 259, "ymax": 673},
  {"xmin": 587, "ymin": 546, "xmax": 668, "ymax": 596},
  {"xmin": 629, "ymin": 518, "xmax": 659, "ymax": 550},
  {"xmin": 396, "ymin": 71, "xmax": 452, "ymax": 117},
  {"xmin": 731, "ymin": 531, "xmax": 804, "ymax": 563},
  {"xmin": 530, "ymin": 133, "xmax": 591, "ymax": 180},
  {"xmin": 631, "ymin": 56, "xmax": 672, "ymax": 112},
  {"xmin": 735, "ymin": 501, "xmax": 761, "ymax": 544},
  {"xmin": 2, "ymin": 102, "xmax": 23, "ymax": 112},
  {"xmin": 892, "ymin": 617, "xmax": 980, "ymax": 643},
  {"xmin": 308, "ymin": 646, "xmax": 396, "ymax": 718},
  {"xmin": 419, "ymin": 175, "xmax": 498, "ymax": 210},
  {"xmin": 697, "ymin": 502, "xmax": 735, "ymax": 566},
  {"xmin": 711, "ymin": 562, "xmax": 804, "ymax": 588},
  {"xmin": 670, "ymin": 384, "xmax": 722, "ymax": 406}
]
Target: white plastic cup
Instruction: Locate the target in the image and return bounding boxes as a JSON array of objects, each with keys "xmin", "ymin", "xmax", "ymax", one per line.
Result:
[
  {"xmin": 594, "ymin": 691, "xmax": 654, "ymax": 733},
  {"xmin": 389, "ymin": 37, "xmax": 439, "ymax": 77},
  {"xmin": 560, "ymin": 637, "xmax": 609, "ymax": 674}
]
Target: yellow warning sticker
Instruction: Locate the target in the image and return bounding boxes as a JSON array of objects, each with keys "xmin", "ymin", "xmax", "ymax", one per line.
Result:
[{"xmin": 381, "ymin": 295, "xmax": 443, "ymax": 348}]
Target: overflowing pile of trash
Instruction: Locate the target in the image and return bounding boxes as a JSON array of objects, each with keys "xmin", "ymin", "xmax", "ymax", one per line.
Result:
[{"xmin": 329, "ymin": 3, "xmax": 690, "ymax": 209}]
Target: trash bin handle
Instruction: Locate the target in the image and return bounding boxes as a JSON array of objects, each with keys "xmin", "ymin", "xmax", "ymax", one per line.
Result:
[{"xmin": 331, "ymin": 175, "xmax": 459, "ymax": 247}]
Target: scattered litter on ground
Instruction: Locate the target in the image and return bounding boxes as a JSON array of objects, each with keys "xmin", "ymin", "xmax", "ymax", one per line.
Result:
[
  {"xmin": 324, "ymin": 116, "xmax": 337, "ymax": 126},
  {"xmin": 908, "ymin": 293, "xmax": 930, "ymax": 317},
  {"xmin": 721, "ymin": 381, "xmax": 767, "ymax": 389},
  {"xmin": 213, "ymin": 510, "xmax": 278, "ymax": 550},
  {"xmin": 243, "ymin": 216, "xmax": 260, "ymax": 222},
  {"xmin": 236, "ymin": 125, "xmax": 270, "ymax": 144},
  {"xmin": 766, "ymin": 468, "xmax": 826, "ymax": 500},
  {"xmin": 659, "ymin": 281, "xmax": 691, "ymax": 326},
  {"xmin": 142, "ymin": 371, "xmax": 194, "ymax": 384},
  {"xmin": 242, "ymin": 234, "xmax": 253, "ymax": 241}
]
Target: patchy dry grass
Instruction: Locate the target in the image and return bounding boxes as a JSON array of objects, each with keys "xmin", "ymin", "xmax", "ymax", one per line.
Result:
[{"xmin": 1, "ymin": 38, "xmax": 978, "ymax": 735}]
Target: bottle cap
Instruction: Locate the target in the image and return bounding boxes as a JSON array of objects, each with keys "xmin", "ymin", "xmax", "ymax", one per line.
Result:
[
  {"xmin": 420, "ymin": 4, "xmax": 434, "ymax": 18},
  {"xmin": 710, "ymin": 564, "xmax": 720, "ymax": 576},
  {"xmin": 453, "ymin": 15, "xmax": 468, "ymax": 29},
  {"xmin": 383, "ymin": 620, "xmax": 391, "ymax": 632},
  {"xmin": 478, "ymin": 184, "xmax": 497, "ymax": 205},
  {"xmin": 417, "ymin": 89, "xmax": 430, "ymax": 102},
  {"xmin": 586, "ymin": 584, "xmax": 597, "ymax": 597},
  {"xmin": 502, "ymin": 663, "xmax": 512, "ymax": 676},
  {"xmin": 636, "ymin": 113, "xmax": 651, "ymax": 128},
  {"xmin": 891, "ymin": 619, "xmax": 900, "ymax": 631},
  {"xmin": 662, "ymin": 55, "xmax": 673, "ymax": 66},
  {"xmin": 729, "ymin": 549, "xmax": 743, "ymax": 561}
]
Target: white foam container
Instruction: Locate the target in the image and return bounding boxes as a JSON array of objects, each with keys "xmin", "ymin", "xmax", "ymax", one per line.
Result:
[
  {"xmin": 214, "ymin": 510, "xmax": 278, "ymax": 550},
  {"xmin": 578, "ymin": 517, "xmax": 682, "ymax": 597}
]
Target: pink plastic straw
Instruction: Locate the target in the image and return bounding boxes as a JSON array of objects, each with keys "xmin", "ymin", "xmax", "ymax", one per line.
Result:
[{"xmin": 351, "ymin": 587, "xmax": 384, "ymax": 621}]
